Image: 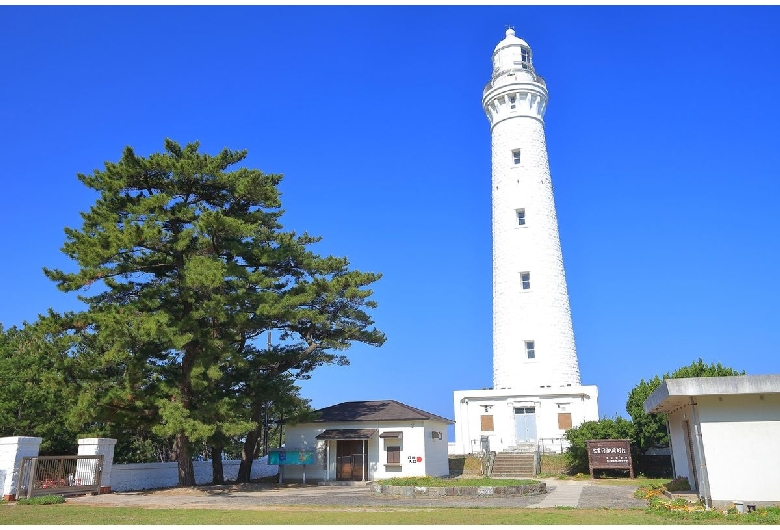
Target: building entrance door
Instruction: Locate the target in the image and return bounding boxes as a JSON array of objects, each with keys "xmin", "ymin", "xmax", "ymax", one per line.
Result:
[
  {"xmin": 514, "ymin": 407, "xmax": 537, "ymax": 443},
  {"xmin": 336, "ymin": 440, "xmax": 367, "ymax": 481}
]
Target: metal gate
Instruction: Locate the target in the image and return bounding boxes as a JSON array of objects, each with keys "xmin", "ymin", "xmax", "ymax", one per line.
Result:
[{"xmin": 17, "ymin": 455, "xmax": 103, "ymax": 499}]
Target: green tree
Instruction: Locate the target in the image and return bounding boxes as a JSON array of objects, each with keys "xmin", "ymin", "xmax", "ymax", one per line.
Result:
[
  {"xmin": 563, "ymin": 416, "xmax": 634, "ymax": 474},
  {"xmin": 626, "ymin": 358, "xmax": 745, "ymax": 454},
  {"xmin": 625, "ymin": 374, "xmax": 667, "ymax": 454},
  {"xmin": 0, "ymin": 316, "xmax": 80, "ymax": 455},
  {"xmin": 45, "ymin": 139, "xmax": 385, "ymax": 486}
]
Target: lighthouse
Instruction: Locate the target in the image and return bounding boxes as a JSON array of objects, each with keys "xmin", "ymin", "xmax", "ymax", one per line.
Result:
[
  {"xmin": 484, "ymin": 28, "xmax": 580, "ymax": 391},
  {"xmin": 452, "ymin": 29, "xmax": 599, "ymax": 455}
]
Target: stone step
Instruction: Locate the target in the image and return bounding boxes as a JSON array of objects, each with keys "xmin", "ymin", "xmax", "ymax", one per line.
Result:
[{"xmin": 490, "ymin": 452, "xmax": 537, "ymax": 477}]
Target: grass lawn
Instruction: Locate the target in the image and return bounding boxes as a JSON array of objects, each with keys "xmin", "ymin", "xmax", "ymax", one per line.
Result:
[{"xmin": 2, "ymin": 504, "xmax": 778, "ymax": 525}]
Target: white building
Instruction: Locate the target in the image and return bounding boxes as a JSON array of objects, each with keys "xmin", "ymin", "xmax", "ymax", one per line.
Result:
[
  {"xmin": 643, "ymin": 374, "xmax": 780, "ymax": 508},
  {"xmin": 282, "ymin": 400, "xmax": 452, "ymax": 482},
  {"xmin": 451, "ymin": 29, "xmax": 599, "ymax": 456}
]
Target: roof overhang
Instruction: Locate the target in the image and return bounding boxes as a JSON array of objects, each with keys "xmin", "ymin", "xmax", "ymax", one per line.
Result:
[
  {"xmin": 379, "ymin": 431, "xmax": 403, "ymax": 439},
  {"xmin": 643, "ymin": 374, "xmax": 780, "ymax": 415},
  {"xmin": 315, "ymin": 429, "xmax": 378, "ymax": 440}
]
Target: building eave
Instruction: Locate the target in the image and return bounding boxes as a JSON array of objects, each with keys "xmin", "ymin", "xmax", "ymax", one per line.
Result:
[{"xmin": 643, "ymin": 374, "xmax": 780, "ymax": 415}]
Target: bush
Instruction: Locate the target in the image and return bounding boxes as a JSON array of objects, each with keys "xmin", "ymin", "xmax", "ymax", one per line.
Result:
[
  {"xmin": 563, "ymin": 416, "xmax": 633, "ymax": 474},
  {"xmin": 665, "ymin": 476, "xmax": 691, "ymax": 491},
  {"xmin": 539, "ymin": 453, "xmax": 567, "ymax": 475},
  {"xmin": 634, "ymin": 485, "xmax": 665, "ymax": 500},
  {"xmin": 16, "ymin": 494, "xmax": 65, "ymax": 505}
]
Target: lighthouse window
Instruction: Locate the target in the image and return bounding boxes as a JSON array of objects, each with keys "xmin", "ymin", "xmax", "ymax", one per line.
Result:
[
  {"xmin": 516, "ymin": 209, "xmax": 526, "ymax": 225},
  {"xmin": 512, "ymin": 150, "xmax": 521, "ymax": 165},
  {"xmin": 525, "ymin": 341, "xmax": 536, "ymax": 359},
  {"xmin": 521, "ymin": 47, "xmax": 530, "ymax": 67},
  {"xmin": 521, "ymin": 272, "xmax": 531, "ymax": 290},
  {"xmin": 509, "ymin": 95, "xmax": 516, "ymax": 109}
]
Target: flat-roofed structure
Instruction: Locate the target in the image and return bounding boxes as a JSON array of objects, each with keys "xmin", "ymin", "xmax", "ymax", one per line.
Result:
[{"xmin": 644, "ymin": 374, "xmax": 780, "ymax": 509}]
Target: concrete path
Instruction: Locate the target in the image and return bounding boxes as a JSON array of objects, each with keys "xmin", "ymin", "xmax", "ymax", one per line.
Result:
[{"xmin": 528, "ymin": 478, "xmax": 586, "ymax": 508}]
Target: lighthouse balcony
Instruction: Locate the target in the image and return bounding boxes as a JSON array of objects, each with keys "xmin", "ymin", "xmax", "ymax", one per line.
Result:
[{"xmin": 483, "ymin": 71, "xmax": 546, "ymax": 96}]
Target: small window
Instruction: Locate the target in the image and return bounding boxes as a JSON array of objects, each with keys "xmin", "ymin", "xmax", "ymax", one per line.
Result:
[
  {"xmin": 521, "ymin": 272, "xmax": 530, "ymax": 290},
  {"xmin": 481, "ymin": 415, "xmax": 494, "ymax": 432},
  {"xmin": 558, "ymin": 413, "xmax": 573, "ymax": 430},
  {"xmin": 525, "ymin": 340, "xmax": 535, "ymax": 359},
  {"xmin": 509, "ymin": 95, "xmax": 516, "ymax": 109},
  {"xmin": 516, "ymin": 209, "xmax": 526, "ymax": 226},
  {"xmin": 512, "ymin": 150, "xmax": 521, "ymax": 165},
  {"xmin": 521, "ymin": 47, "xmax": 530, "ymax": 66},
  {"xmin": 387, "ymin": 446, "xmax": 400, "ymax": 464}
]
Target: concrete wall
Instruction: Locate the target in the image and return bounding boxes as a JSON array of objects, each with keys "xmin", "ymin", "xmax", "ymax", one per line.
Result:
[
  {"xmin": 451, "ymin": 386, "xmax": 599, "ymax": 454},
  {"xmin": 698, "ymin": 394, "xmax": 780, "ymax": 506},
  {"xmin": 78, "ymin": 438, "xmax": 116, "ymax": 492},
  {"xmin": 423, "ymin": 423, "xmax": 450, "ymax": 477},
  {"xmin": 0, "ymin": 436, "xmax": 42, "ymax": 500},
  {"xmin": 282, "ymin": 420, "xmax": 450, "ymax": 482},
  {"xmin": 110, "ymin": 457, "xmax": 277, "ymax": 492},
  {"xmin": 0, "ymin": 436, "xmax": 277, "ymax": 495},
  {"xmin": 667, "ymin": 394, "xmax": 780, "ymax": 507}
]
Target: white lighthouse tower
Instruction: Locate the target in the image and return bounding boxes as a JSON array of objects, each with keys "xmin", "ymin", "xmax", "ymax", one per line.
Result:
[
  {"xmin": 452, "ymin": 29, "xmax": 599, "ymax": 456},
  {"xmin": 485, "ymin": 28, "xmax": 580, "ymax": 391}
]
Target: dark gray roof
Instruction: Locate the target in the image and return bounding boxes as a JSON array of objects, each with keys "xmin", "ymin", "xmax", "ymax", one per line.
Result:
[
  {"xmin": 315, "ymin": 429, "xmax": 378, "ymax": 440},
  {"xmin": 312, "ymin": 400, "xmax": 453, "ymax": 424}
]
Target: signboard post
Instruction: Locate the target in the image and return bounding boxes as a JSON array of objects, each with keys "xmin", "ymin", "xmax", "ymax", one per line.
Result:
[
  {"xmin": 268, "ymin": 449, "xmax": 316, "ymax": 485},
  {"xmin": 586, "ymin": 439, "xmax": 634, "ymax": 479}
]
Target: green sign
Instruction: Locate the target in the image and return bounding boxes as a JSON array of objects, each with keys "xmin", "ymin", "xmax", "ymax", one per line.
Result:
[{"xmin": 268, "ymin": 449, "xmax": 314, "ymax": 465}]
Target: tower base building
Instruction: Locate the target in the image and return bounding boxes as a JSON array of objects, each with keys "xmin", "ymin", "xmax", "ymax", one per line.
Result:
[
  {"xmin": 451, "ymin": 386, "xmax": 599, "ymax": 455},
  {"xmin": 451, "ymin": 29, "xmax": 599, "ymax": 455}
]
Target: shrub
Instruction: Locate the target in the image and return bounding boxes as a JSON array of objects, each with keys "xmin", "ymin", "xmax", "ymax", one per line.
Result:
[
  {"xmin": 16, "ymin": 494, "xmax": 65, "ymax": 505},
  {"xmin": 634, "ymin": 485, "xmax": 665, "ymax": 500},
  {"xmin": 563, "ymin": 416, "xmax": 633, "ymax": 473},
  {"xmin": 665, "ymin": 476, "xmax": 691, "ymax": 491}
]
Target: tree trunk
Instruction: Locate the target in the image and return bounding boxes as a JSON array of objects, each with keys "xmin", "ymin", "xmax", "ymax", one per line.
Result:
[
  {"xmin": 238, "ymin": 428, "xmax": 261, "ymax": 483},
  {"xmin": 175, "ymin": 432, "xmax": 195, "ymax": 486},
  {"xmin": 211, "ymin": 445, "xmax": 225, "ymax": 485}
]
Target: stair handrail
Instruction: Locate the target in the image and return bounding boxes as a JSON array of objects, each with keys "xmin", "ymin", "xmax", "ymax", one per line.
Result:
[{"xmin": 482, "ymin": 451, "xmax": 496, "ymax": 476}]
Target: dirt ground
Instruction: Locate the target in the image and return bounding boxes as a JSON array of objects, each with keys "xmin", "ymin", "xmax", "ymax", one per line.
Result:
[{"xmin": 63, "ymin": 479, "xmax": 648, "ymax": 511}]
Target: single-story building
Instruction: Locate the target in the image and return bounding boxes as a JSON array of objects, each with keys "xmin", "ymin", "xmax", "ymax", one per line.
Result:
[
  {"xmin": 281, "ymin": 400, "xmax": 453, "ymax": 482},
  {"xmin": 643, "ymin": 374, "xmax": 780, "ymax": 509}
]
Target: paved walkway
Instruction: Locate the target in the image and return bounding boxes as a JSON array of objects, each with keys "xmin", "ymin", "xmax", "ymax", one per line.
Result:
[{"xmin": 527, "ymin": 478, "xmax": 586, "ymax": 508}]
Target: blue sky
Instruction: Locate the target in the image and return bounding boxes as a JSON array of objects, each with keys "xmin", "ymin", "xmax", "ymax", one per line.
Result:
[{"xmin": 2, "ymin": 6, "xmax": 779, "ymax": 437}]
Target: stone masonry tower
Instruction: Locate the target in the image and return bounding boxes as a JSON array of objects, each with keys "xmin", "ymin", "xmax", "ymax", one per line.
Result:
[{"xmin": 482, "ymin": 29, "xmax": 581, "ymax": 390}]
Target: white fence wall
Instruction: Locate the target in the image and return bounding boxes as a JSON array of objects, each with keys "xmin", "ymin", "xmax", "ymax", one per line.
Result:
[{"xmin": 111, "ymin": 457, "xmax": 278, "ymax": 492}]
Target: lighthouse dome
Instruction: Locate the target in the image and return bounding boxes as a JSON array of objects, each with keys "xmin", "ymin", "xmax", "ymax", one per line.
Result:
[
  {"xmin": 490, "ymin": 28, "xmax": 535, "ymax": 79},
  {"xmin": 494, "ymin": 28, "xmax": 528, "ymax": 51}
]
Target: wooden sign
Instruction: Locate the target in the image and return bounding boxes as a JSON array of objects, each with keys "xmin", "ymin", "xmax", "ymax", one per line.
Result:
[{"xmin": 586, "ymin": 439, "xmax": 633, "ymax": 478}]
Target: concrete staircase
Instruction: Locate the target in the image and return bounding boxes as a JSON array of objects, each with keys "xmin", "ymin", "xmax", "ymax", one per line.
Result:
[{"xmin": 490, "ymin": 452, "xmax": 536, "ymax": 477}]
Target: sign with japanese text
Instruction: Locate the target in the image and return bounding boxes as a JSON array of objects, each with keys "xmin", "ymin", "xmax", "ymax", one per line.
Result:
[{"xmin": 586, "ymin": 439, "xmax": 634, "ymax": 478}]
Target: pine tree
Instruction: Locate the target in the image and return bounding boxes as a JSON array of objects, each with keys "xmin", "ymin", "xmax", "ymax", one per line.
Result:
[{"xmin": 45, "ymin": 139, "xmax": 385, "ymax": 485}]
